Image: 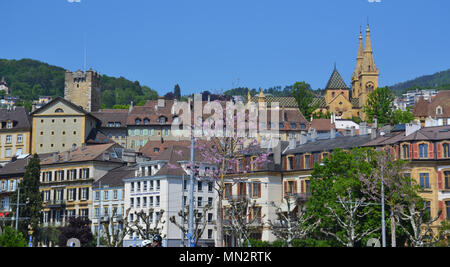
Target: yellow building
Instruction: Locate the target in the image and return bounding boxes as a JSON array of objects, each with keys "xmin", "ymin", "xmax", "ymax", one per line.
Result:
[
  {"xmin": 315, "ymin": 25, "xmax": 379, "ymax": 121},
  {"xmin": 0, "ymin": 107, "xmax": 32, "ymax": 163},
  {"xmin": 39, "ymin": 143, "xmax": 125, "ymax": 227},
  {"xmin": 31, "ymin": 97, "xmax": 101, "ymax": 155}
]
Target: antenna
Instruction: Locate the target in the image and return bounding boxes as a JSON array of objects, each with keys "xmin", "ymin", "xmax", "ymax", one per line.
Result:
[{"xmin": 84, "ymin": 33, "xmax": 87, "ymax": 71}]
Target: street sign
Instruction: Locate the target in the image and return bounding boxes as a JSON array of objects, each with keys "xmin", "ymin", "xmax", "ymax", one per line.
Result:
[
  {"xmin": 366, "ymin": 238, "xmax": 381, "ymax": 247},
  {"xmin": 67, "ymin": 238, "xmax": 81, "ymax": 247}
]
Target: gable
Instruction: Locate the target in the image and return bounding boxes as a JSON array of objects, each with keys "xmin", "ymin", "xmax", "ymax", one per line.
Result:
[{"xmin": 33, "ymin": 99, "xmax": 85, "ymax": 116}]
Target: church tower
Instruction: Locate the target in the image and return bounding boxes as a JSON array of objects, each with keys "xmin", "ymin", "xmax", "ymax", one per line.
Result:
[
  {"xmin": 64, "ymin": 69, "xmax": 101, "ymax": 112},
  {"xmin": 351, "ymin": 25, "xmax": 379, "ymax": 120}
]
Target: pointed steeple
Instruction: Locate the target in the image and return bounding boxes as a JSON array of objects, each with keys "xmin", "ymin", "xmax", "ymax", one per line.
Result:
[
  {"xmin": 326, "ymin": 65, "xmax": 349, "ymax": 90},
  {"xmin": 362, "ymin": 24, "xmax": 376, "ymax": 73},
  {"xmin": 354, "ymin": 28, "xmax": 364, "ymax": 77}
]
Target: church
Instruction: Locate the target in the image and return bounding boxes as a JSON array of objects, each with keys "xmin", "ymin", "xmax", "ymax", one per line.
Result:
[{"xmin": 315, "ymin": 25, "xmax": 379, "ymax": 121}]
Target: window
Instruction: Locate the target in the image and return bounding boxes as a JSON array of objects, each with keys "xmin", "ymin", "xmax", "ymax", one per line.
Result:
[
  {"xmin": 130, "ymin": 198, "xmax": 134, "ymax": 208},
  {"xmin": 208, "ymin": 229, "xmax": 213, "ymax": 239},
  {"xmin": 208, "ymin": 197, "xmax": 213, "ymax": 206},
  {"xmin": 305, "ymin": 180, "xmax": 311, "ymax": 193},
  {"xmin": 443, "ymin": 143, "xmax": 450, "ymax": 158},
  {"xmin": 305, "ymin": 155, "xmax": 311, "ymax": 169},
  {"xmin": 208, "ymin": 213, "xmax": 213, "ymax": 223},
  {"xmin": 156, "ymin": 196, "xmax": 160, "ymax": 207},
  {"xmin": 17, "ymin": 135, "xmax": 23, "ymax": 143},
  {"xmin": 291, "ymin": 123, "xmax": 296, "ymax": 129},
  {"xmin": 287, "ymin": 156, "xmax": 295, "ymax": 170},
  {"xmin": 445, "ymin": 171, "xmax": 450, "ymax": 190},
  {"xmin": 131, "ymin": 182, "xmax": 135, "ymax": 192},
  {"xmin": 144, "ymin": 119, "xmax": 150, "ymax": 125},
  {"xmin": 137, "ymin": 197, "xmax": 141, "ymax": 208},
  {"xmin": 198, "ymin": 181, "xmax": 203, "ymax": 192},
  {"xmin": 150, "ymin": 180, "xmax": 154, "ymax": 191},
  {"xmin": 5, "ymin": 149, "xmax": 11, "ymax": 157},
  {"xmin": 104, "ymin": 191, "xmax": 109, "ymax": 200},
  {"xmin": 198, "ymin": 197, "xmax": 203, "ymax": 207},
  {"xmin": 143, "ymin": 181, "xmax": 147, "ymax": 191},
  {"xmin": 251, "ymin": 182, "xmax": 261, "ymax": 198},
  {"xmin": 156, "ymin": 180, "xmax": 160, "ymax": 190},
  {"xmin": 437, "ymin": 107, "xmax": 443, "ymax": 115},
  {"xmin": 446, "ymin": 201, "xmax": 450, "ymax": 220},
  {"xmin": 135, "ymin": 119, "xmax": 141, "ymax": 125},
  {"xmin": 6, "ymin": 135, "xmax": 11, "ymax": 144},
  {"xmin": 137, "ymin": 182, "xmax": 141, "ymax": 192},
  {"xmin": 149, "ymin": 196, "xmax": 154, "ymax": 206},
  {"xmin": 82, "ymin": 188, "xmax": 88, "ymax": 200},
  {"xmin": 419, "ymin": 143, "xmax": 428, "ymax": 159},
  {"xmin": 143, "ymin": 197, "xmax": 147, "ymax": 207},
  {"xmin": 425, "ymin": 201, "xmax": 431, "ymax": 218},
  {"xmin": 286, "ymin": 181, "xmax": 296, "ymax": 195},
  {"xmin": 95, "ymin": 192, "xmax": 100, "ymax": 201},
  {"xmin": 208, "ymin": 182, "xmax": 213, "ymax": 192},
  {"xmin": 419, "ymin": 173, "xmax": 430, "ymax": 189},
  {"xmin": 402, "ymin": 144, "xmax": 410, "ymax": 159},
  {"xmin": 224, "ymin": 183, "xmax": 232, "ymax": 199},
  {"xmin": 7, "ymin": 121, "xmax": 12, "ymax": 129}
]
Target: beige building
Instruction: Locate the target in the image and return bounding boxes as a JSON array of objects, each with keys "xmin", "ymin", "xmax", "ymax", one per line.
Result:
[
  {"xmin": 0, "ymin": 107, "xmax": 32, "ymax": 163},
  {"xmin": 31, "ymin": 97, "xmax": 100, "ymax": 155},
  {"xmin": 64, "ymin": 69, "xmax": 101, "ymax": 113}
]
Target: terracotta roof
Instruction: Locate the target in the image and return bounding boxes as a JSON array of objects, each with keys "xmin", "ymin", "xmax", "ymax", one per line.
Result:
[
  {"xmin": 362, "ymin": 125, "xmax": 450, "ymax": 146},
  {"xmin": 30, "ymin": 97, "xmax": 100, "ymax": 123},
  {"xmin": 413, "ymin": 90, "xmax": 450, "ymax": 118},
  {"xmin": 40, "ymin": 143, "xmax": 122, "ymax": 165},
  {"xmin": 139, "ymin": 140, "xmax": 191, "ymax": 159},
  {"xmin": 310, "ymin": 119, "xmax": 335, "ymax": 132},
  {"xmin": 0, "ymin": 107, "xmax": 31, "ymax": 132},
  {"xmin": 151, "ymin": 145, "xmax": 208, "ymax": 176},
  {"xmin": 284, "ymin": 134, "xmax": 372, "ymax": 155}
]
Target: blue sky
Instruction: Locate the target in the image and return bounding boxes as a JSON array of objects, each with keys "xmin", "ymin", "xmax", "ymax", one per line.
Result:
[{"xmin": 1, "ymin": 0, "xmax": 449, "ymax": 95}]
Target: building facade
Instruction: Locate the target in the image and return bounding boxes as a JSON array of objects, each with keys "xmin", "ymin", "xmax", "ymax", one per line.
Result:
[
  {"xmin": 64, "ymin": 69, "xmax": 101, "ymax": 113},
  {"xmin": 0, "ymin": 107, "xmax": 31, "ymax": 163}
]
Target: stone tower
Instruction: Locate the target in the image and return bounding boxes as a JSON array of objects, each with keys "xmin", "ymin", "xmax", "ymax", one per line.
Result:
[
  {"xmin": 64, "ymin": 69, "xmax": 101, "ymax": 112},
  {"xmin": 351, "ymin": 25, "xmax": 379, "ymax": 120}
]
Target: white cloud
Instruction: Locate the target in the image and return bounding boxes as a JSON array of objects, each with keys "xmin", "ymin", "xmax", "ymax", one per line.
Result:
[{"xmin": 68, "ymin": 0, "xmax": 81, "ymax": 3}]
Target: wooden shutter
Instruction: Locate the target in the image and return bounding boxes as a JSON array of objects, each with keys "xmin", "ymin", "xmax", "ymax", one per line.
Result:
[
  {"xmin": 301, "ymin": 180, "xmax": 305, "ymax": 193},
  {"xmin": 438, "ymin": 171, "xmax": 443, "ymax": 190},
  {"xmin": 413, "ymin": 143, "xmax": 419, "ymax": 159},
  {"xmin": 292, "ymin": 156, "xmax": 297, "ymax": 171},
  {"xmin": 310, "ymin": 155, "xmax": 314, "ymax": 169},
  {"xmin": 293, "ymin": 181, "xmax": 298, "ymax": 194},
  {"xmin": 283, "ymin": 157, "xmax": 287, "ymax": 170},
  {"xmin": 237, "ymin": 183, "xmax": 241, "ymax": 197},
  {"xmin": 437, "ymin": 143, "xmax": 442, "ymax": 159},
  {"xmin": 429, "ymin": 142, "xmax": 434, "ymax": 159},
  {"xmin": 284, "ymin": 181, "xmax": 288, "ymax": 197},
  {"xmin": 408, "ymin": 144, "xmax": 412, "ymax": 159},
  {"xmin": 300, "ymin": 155, "xmax": 304, "ymax": 169},
  {"xmin": 257, "ymin": 183, "xmax": 261, "ymax": 198},
  {"xmin": 242, "ymin": 182, "xmax": 247, "ymax": 196},
  {"xmin": 439, "ymin": 201, "xmax": 445, "ymax": 220}
]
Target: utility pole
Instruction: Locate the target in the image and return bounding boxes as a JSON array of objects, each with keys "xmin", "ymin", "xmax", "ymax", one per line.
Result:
[
  {"xmin": 381, "ymin": 167, "xmax": 386, "ymax": 247},
  {"xmin": 188, "ymin": 133, "xmax": 195, "ymax": 247},
  {"xmin": 181, "ymin": 174, "xmax": 186, "ymax": 247},
  {"xmin": 97, "ymin": 181, "xmax": 102, "ymax": 247},
  {"xmin": 15, "ymin": 184, "xmax": 20, "ymax": 230}
]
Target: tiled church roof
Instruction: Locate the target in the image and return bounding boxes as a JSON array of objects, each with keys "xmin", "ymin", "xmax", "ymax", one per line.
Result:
[{"xmin": 325, "ymin": 68, "xmax": 349, "ymax": 90}]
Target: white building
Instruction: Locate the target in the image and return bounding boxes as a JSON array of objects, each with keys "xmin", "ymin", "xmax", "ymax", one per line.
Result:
[{"xmin": 122, "ymin": 145, "xmax": 216, "ymax": 247}]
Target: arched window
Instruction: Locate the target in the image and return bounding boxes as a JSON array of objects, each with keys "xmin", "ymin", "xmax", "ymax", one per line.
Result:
[
  {"xmin": 436, "ymin": 106, "xmax": 443, "ymax": 115},
  {"xmin": 366, "ymin": 83, "xmax": 374, "ymax": 94},
  {"xmin": 443, "ymin": 143, "xmax": 450, "ymax": 158},
  {"xmin": 55, "ymin": 108, "xmax": 64, "ymax": 113},
  {"xmin": 402, "ymin": 144, "xmax": 410, "ymax": 159}
]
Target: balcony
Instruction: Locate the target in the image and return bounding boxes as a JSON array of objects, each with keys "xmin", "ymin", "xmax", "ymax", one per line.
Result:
[{"xmin": 44, "ymin": 200, "xmax": 66, "ymax": 208}]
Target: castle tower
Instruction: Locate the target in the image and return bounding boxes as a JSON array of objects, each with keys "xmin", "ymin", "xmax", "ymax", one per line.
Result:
[{"xmin": 64, "ymin": 69, "xmax": 101, "ymax": 112}]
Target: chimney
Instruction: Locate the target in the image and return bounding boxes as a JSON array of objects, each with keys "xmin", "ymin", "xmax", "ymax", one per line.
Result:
[
  {"xmin": 300, "ymin": 133, "xmax": 308, "ymax": 145},
  {"xmin": 330, "ymin": 128, "xmax": 336, "ymax": 139},
  {"xmin": 406, "ymin": 122, "xmax": 421, "ymax": 136},
  {"xmin": 350, "ymin": 126, "xmax": 356, "ymax": 137},
  {"xmin": 129, "ymin": 101, "xmax": 134, "ymax": 113},
  {"xmin": 158, "ymin": 97, "xmax": 165, "ymax": 108},
  {"xmin": 359, "ymin": 122, "xmax": 367, "ymax": 136},
  {"xmin": 64, "ymin": 151, "xmax": 70, "ymax": 161},
  {"xmin": 371, "ymin": 126, "xmax": 377, "ymax": 140},
  {"xmin": 288, "ymin": 137, "xmax": 296, "ymax": 150}
]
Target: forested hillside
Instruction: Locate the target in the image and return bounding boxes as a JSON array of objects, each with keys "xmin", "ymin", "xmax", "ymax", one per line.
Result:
[
  {"xmin": 0, "ymin": 58, "xmax": 158, "ymax": 108},
  {"xmin": 389, "ymin": 68, "xmax": 450, "ymax": 95}
]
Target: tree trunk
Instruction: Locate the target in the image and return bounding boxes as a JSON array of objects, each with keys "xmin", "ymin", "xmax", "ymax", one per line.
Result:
[
  {"xmin": 215, "ymin": 192, "xmax": 223, "ymax": 247},
  {"xmin": 390, "ymin": 208, "xmax": 396, "ymax": 247}
]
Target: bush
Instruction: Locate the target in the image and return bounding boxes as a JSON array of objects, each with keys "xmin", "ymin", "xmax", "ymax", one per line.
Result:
[{"xmin": 0, "ymin": 226, "xmax": 28, "ymax": 247}]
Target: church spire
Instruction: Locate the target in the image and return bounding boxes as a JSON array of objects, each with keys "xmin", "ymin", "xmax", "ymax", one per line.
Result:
[
  {"xmin": 354, "ymin": 28, "xmax": 364, "ymax": 77},
  {"xmin": 362, "ymin": 24, "xmax": 376, "ymax": 73}
]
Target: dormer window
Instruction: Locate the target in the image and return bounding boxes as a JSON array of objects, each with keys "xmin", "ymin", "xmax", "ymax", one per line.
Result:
[
  {"xmin": 135, "ymin": 119, "xmax": 141, "ymax": 125},
  {"xmin": 115, "ymin": 122, "xmax": 121, "ymax": 127},
  {"xmin": 436, "ymin": 106, "xmax": 443, "ymax": 115},
  {"xmin": 159, "ymin": 116, "xmax": 167, "ymax": 124},
  {"xmin": 144, "ymin": 118, "xmax": 150, "ymax": 125},
  {"xmin": 7, "ymin": 121, "xmax": 12, "ymax": 129}
]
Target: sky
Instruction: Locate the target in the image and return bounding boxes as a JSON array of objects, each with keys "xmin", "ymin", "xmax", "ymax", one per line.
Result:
[{"xmin": 1, "ymin": 0, "xmax": 449, "ymax": 95}]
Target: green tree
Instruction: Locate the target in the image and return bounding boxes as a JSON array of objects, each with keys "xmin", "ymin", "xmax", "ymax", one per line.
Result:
[
  {"xmin": 391, "ymin": 108, "xmax": 415, "ymax": 125},
  {"xmin": 306, "ymin": 148, "xmax": 381, "ymax": 247},
  {"xmin": 363, "ymin": 86, "xmax": 395, "ymax": 124},
  {"xmin": 10, "ymin": 154, "xmax": 42, "ymax": 244},
  {"xmin": 174, "ymin": 84, "xmax": 181, "ymax": 100},
  {"xmin": 0, "ymin": 226, "xmax": 27, "ymax": 247},
  {"xmin": 291, "ymin": 81, "xmax": 317, "ymax": 121}
]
